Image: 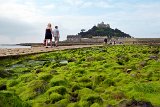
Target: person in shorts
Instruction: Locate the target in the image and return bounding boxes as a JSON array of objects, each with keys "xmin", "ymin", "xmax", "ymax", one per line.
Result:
[{"xmin": 53, "ymin": 26, "xmax": 60, "ymax": 47}]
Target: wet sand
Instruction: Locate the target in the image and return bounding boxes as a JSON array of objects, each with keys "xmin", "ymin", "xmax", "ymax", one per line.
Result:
[{"xmin": 0, "ymin": 45, "xmax": 102, "ymax": 58}]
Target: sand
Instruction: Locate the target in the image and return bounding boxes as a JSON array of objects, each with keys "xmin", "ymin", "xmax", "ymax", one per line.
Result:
[{"xmin": 0, "ymin": 45, "xmax": 102, "ymax": 58}]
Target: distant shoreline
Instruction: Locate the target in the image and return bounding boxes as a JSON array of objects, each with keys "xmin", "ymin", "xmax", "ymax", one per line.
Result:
[
  {"xmin": 1, "ymin": 38, "xmax": 160, "ymax": 48},
  {"xmin": 0, "ymin": 44, "xmax": 31, "ymax": 49},
  {"xmin": 18, "ymin": 38, "xmax": 160, "ymax": 46}
]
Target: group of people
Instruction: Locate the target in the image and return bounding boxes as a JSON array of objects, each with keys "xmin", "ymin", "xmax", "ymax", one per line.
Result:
[{"xmin": 44, "ymin": 23, "xmax": 60, "ymax": 48}]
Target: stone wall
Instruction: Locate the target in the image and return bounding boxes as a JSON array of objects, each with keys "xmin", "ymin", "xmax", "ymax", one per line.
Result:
[
  {"xmin": 80, "ymin": 37, "xmax": 106, "ymax": 43},
  {"xmin": 67, "ymin": 35, "xmax": 81, "ymax": 42}
]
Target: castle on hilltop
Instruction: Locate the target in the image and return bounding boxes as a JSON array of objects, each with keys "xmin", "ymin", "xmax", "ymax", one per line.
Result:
[
  {"xmin": 66, "ymin": 21, "xmax": 129, "ymax": 43},
  {"xmin": 97, "ymin": 21, "xmax": 110, "ymax": 28}
]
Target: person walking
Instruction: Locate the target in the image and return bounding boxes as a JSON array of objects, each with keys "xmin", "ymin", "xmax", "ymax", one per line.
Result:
[
  {"xmin": 44, "ymin": 23, "xmax": 53, "ymax": 48},
  {"xmin": 53, "ymin": 26, "xmax": 60, "ymax": 47}
]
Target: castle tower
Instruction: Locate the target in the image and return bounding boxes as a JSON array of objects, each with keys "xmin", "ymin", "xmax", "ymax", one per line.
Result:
[{"xmin": 97, "ymin": 22, "xmax": 110, "ymax": 28}]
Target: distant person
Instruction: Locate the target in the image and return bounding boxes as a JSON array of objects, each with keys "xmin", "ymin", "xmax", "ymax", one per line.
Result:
[
  {"xmin": 53, "ymin": 26, "xmax": 60, "ymax": 47},
  {"xmin": 113, "ymin": 40, "xmax": 116, "ymax": 45},
  {"xmin": 44, "ymin": 23, "xmax": 53, "ymax": 48},
  {"xmin": 104, "ymin": 38, "xmax": 108, "ymax": 44}
]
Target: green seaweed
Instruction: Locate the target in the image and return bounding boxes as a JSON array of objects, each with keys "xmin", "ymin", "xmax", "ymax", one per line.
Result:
[{"xmin": 0, "ymin": 45, "xmax": 160, "ymax": 106}]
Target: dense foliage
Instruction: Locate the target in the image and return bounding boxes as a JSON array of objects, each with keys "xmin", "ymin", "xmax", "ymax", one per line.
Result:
[
  {"xmin": 78, "ymin": 26, "xmax": 132, "ymax": 38},
  {"xmin": 0, "ymin": 45, "xmax": 160, "ymax": 107}
]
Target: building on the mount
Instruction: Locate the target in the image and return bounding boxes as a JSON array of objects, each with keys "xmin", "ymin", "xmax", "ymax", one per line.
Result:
[
  {"xmin": 67, "ymin": 35, "xmax": 81, "ymax": 42},
  {"xmin": 97, "ymin": 22, "xmax": 110, "ymax": 28}
]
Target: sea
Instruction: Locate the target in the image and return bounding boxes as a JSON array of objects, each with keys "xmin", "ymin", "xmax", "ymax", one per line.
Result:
[{"xmin": 0, "ymin": 44, "xmax": 31, "ymax": 49}]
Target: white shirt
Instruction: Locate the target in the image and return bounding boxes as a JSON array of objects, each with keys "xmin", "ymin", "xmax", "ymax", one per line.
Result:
[{"xmin": 53, "ymin": 29, "xmax": 59, "ymax": 37}]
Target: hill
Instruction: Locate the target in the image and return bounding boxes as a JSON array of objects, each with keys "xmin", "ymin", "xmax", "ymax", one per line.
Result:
[{"xmin": 78, "ymin": 22, "xmax": 132, "ymax": 38}]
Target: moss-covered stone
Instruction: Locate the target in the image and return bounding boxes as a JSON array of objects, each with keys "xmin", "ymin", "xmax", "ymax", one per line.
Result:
[
  {"xmin": 46, "ymin": 86, "xmax": 67, "ymax": 95},
  {"xmin": 0, "ymin": 45, "xmax": 160, "ymax": 106},
  {"xmin": 0, "ymin": 91, "xmax": 31, "ymax": 107},
  {"xmin": 20, "ymin": 80, "xmax": 48, "ymax": 100},
  {"xmin": 49, "ymin": 93, "xmax": 63, "ymax": 104},
  {"xmin": 50, "ymin": 77, "xmax": 67, "ymax": 86},
  {"xmin": 38, "ymin": 73, "xmax": 52, "ymax": 81}
]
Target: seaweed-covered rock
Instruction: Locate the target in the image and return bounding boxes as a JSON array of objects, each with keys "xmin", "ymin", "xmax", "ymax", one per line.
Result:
[
  {"xmin": 50, "ymin": 93, "xmax": 63, "ymax": 104},
  {"xmin": 0, "ymin": 91, "xmax": 30, "ymax": 107},
  {"xmin": 20, "ymin": 80, "xmax": 48, "ymax": 100},
  {"xmin": 35, "ymin": 69, "xmax": 43, "ymax": 73},
  {"xmin": 0, "ymin": 69, "xmax": 13, "ymax": 78},
  {"xmin": 69, "ymin": 92, "xmax": 79, "ymax": 102},
  {"xmin": 149, "ymin": 55, "xmax": 158, "ymax": 60},
  {"xmin": 119, "ymin": 99, "xmax": 153, "ymax": 107},
  {"xmin": 7, "ymin": 80, "xmax": 19, "ymax": 87},
  {"xmin": 86, "ymin": 95, "xmax": 103, "ymax": 105},
  {"xmin": 68, "ymin": 57, "xmax": 77, "ymax": 62},
  {"xmin": 90, "ymin": 103, "xmax": 101, "ymax": 107},
  {"xmin": 150, "ymin": 49, "xmax": 159, "ymax": 54},
  {"xmin": 43, "ymin": 61, "xmax": 51, "ymax": 67},
  {"xmin": 86, "ymin": 56, "xmax": 96, "ymax": 62},
  {"xmin": 46, "ymin": 86, "xmax": 67, "ymax": 95},
  {"xmin": 28, "ymin": 80, "xmax": 48, "ymax": 94},
  {"xmin": 50, "ymin": 77, "xmax": 67, "ymax": 86},
  {"xmin": 71, "ymin": 84, "xmax": 81, "ymax": 92},
  {"xmin": 140, "ymin": 61, "xmax": 147, "ymax": 67},
  {"xmin": 22, "ymin": 69, "xmax": 31, "ymax": 74},
  {"xmin": 50, "ymin": 70, "xmax": 58, "ymax": 75},
  {"xmin": 38, "ymin": 73, "xmax": 52, "ymax": 81}
]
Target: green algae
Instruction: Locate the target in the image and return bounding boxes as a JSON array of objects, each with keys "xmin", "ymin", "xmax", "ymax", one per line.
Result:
[
  {"xmin": 0, "ymin": 45, "xmax": 160, "ymax": 106},
  {"xmin": 0, "ymin": 91, "xmax": 31, "ymax": 107}
]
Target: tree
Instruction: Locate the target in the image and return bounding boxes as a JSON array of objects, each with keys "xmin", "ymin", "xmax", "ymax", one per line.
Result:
[{"xmin": 81, "ymin": 29, "xmax": 85, "ymax": 32}]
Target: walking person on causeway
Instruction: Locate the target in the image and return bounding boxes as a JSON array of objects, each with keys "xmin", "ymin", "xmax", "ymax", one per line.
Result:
[
  {"xmin": 53, "ymin": 26, "xmax": 60, "ymax": 47},
  {"xmin": 44, "ymin": 23, "xmax": 53, "ymax": 48}
]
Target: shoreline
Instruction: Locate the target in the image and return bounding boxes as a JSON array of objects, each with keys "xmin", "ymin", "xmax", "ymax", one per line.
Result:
[{"xmin": 0, "ymin": 45, "xmax": 103, "ymax": 58}]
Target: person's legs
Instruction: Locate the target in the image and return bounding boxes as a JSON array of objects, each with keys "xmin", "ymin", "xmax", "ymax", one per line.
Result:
[
  {"xmin": 50, "ymin": 39, "xmax": 52, "ymax": 48},
  {"xmin": 54, "ymin": 37, "xmax": 57, "ymax": 47},
  {"xmin": 45, "ymin": 39, "xmax": 48, "ymax": 47},
  {"xmin": 43, "ymin": 39, "xmax": 46, "ymax": 46},
  {"xmin": 55, "ymin": 40, "xmax": 57, "ymax": 47},
  {"xmin": 57, "ymin": 37, "xmax": 59, "ymax": 46}
]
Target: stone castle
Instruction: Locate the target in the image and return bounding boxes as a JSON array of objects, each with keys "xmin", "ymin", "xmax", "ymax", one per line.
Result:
[{"xmin": 97, "ymin": 21, "xmax": 110, "ymax": 28}]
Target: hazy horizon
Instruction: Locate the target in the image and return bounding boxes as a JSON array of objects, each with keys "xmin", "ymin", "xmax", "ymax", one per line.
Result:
[{"xmin": 0, "ymin": 0, "xmax": 160, "ymax": 44}]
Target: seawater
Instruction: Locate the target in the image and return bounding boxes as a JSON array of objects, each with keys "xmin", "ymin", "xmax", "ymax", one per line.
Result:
[{"xmin": 0, "ymin": 44, "xmax": 31, "ymax": 49}]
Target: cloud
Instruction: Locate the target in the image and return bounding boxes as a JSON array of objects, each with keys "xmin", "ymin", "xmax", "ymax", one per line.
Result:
[
  {"xmin": 0, "ymin": 35, "xmax": 12, "ymax": 44},
  {"xmin": 42, "ymin": 4, "xmax": 55, "ymax": 10},
  {"xmin": 0, "ymin": 17, "xmax": 37, "ymax": 36},
  {"xmin": 64, "ymin": 0, "xmax": 84, "ymax": 6},
  {"xmin": 0, "ymin": 0, "xmax": 160, "ymax": 44}
]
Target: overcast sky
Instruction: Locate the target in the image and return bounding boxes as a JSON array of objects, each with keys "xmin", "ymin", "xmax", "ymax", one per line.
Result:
[{"xmin": 0, "ymin": 0, "xmax": 160, "ymax": 44}]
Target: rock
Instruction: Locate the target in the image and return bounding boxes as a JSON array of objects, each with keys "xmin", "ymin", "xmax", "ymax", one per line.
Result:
[
  {"xmin": 126, "ymin": 99, "xmax": 153, "ymax": 107},
  {"xmin": 35, "ymin": 69, "xmax": 43, "ymax": 73},
  {"xmin": 126, "ymin": 69, "xmax": 132, "ymax": 73},
  {"xmin": 68, "ymin": 58, "xmax": 77, "ymax": 62},
  {"xmin": 130, "ymin": 74, "xmax": 136, "ymax": 77},
  {"xmin": 118, "ymin": 99, "xmax": 153, "ymax": 107},
  {"xmin": 0, "ymin": 84, "xmax": 7, "ymax": 90},
  {"xmin": 140, "ymin": 61, "xmax": 147, "ymax": 67},
  {"xmin": 149, "ymin": 55, "xmax": 158, "ymax": 60},
  {"xmin": 50, "ymin": 70, "xmax": 58, "ymax": 75},
  {"xmin": 69, "ymin": 93, "xmax": 78, "ymax": 102}
]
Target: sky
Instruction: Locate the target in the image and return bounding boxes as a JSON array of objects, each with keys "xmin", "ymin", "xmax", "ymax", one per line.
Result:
[{"xmin": 0, "ymin": 0, "xmax": 160, "ymax": 44}]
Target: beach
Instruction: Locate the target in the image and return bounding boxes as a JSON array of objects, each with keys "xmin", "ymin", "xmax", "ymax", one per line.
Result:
[{"xmin": 0, "ymin": 45, "xmax": 102, "ymax": 58}]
